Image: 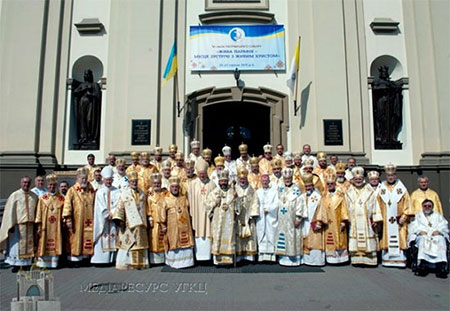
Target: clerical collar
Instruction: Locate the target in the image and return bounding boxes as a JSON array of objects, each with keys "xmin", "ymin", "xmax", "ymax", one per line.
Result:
[
  {"xmin": 49, "ymin": 191, "xmax": 57, "ymax": 196},
  {"xmin": 201, "ymin": 178, "xmax": 209, "ymax": 184},
  {"xmin": 421, "ymin": 188, "xmax": 428, "ymax": 192},
  {"xmin": 387, "ymin": 180, "xmax": 397, "ymax": 186},
  {"xmin": 329, "ymin": 189, "xmax": 335, "ymax": 194}
]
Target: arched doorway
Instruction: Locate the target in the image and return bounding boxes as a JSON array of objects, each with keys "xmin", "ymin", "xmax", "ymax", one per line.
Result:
[
  {"xmin": 184, "ymin": 86, "xmax": 289, "ymax": 157},
  {"xmin": 203, "ymin": 102, "xmax": 271, "ymax": 158}
]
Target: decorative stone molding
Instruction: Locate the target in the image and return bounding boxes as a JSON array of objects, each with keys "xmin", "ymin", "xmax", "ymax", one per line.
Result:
[
  {"xmin": 199, "ymin": 10, "xmax": 274, "ymax": 24},
  {"xmin": 74, "ymin": 18, "xmax": 104, "ymax": 34}
]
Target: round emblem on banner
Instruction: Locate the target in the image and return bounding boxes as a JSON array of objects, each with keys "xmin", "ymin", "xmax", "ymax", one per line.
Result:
[{"xmin": 229, "ymin": 27, "xmax": 245, "ymax": 42}]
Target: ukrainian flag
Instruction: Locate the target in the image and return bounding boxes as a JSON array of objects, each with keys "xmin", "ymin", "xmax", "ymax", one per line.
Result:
[{"xmin": 162, "ymin": 41, "xmax": 177, "ymax": 85}]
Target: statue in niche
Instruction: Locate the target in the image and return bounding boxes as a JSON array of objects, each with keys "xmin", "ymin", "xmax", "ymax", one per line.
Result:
[
  {"xmin": 371, "ymin": 66, "xmax": 404, "ymax": 149},
  {"xmin": 72, "ymin": 69, "xmax": 102, "ymax": 150}
]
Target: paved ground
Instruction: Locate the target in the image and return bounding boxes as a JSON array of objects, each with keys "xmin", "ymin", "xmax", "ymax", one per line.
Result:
[{"xmin": 0, "ymin": 262, "xmax": 448, "ymax": 311}]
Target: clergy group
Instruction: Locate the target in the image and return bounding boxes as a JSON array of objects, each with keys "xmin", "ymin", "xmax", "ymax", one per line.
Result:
[{"xmin": 0, "ymin": 141, "xmax": 448, "ymax": 278}]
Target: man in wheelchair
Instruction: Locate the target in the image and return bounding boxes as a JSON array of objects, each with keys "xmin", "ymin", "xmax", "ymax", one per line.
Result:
[{"xmin": 408, "ymin": 199, "xmax": 449, "ymax": 278}]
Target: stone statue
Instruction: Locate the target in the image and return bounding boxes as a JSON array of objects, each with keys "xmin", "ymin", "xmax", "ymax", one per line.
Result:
[
  {"xmin": 72, "ymin": 69, "xmax": 101, "ymax": 150},
  {"xmin": 371, "ymin": 66, "xmax": 403, "ymax": 149}
]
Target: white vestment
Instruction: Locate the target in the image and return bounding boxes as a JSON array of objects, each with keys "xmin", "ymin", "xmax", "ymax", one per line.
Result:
[
  {"xmin": 276, "ymin": 184, "xmax": 307, "ymax": 266},
  {"xmin": 113, "ymin": 173, "xmax": 129, "ymax": 190},
  {"xmin": 301, "ymin": 155, "xmax": 318, "ymax": 168},
  {"xmin": 91, "ymin": 186, "xmax": 120, "ymax": 264},
  {"xmin": 379, "ymin": 181, "xmax": 408, "ymax": 267},
  {"xmin": 409, "ymin": 211, "xmax": 449, "ymax": 264},
  {"xmin": 255, "ymin": 186, "xmax": 279, "ymax": 261}
]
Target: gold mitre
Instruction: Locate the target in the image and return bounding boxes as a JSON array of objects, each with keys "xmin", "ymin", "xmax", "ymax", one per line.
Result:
[
  {"xmin": 195, "ymin": 158, "xmax": 209, "ymax": 172},
  {"xmin": 326, "ymin": 173, "xmax": 337, "ymax": 183},
  {"xmin": 185, "ymin": 159, "xmax": 196, "ymax": 168},
  {"xmin": 367, "ymin": 170, "xmax": 380, "ymax": 179},
  {"xmin": 249, "ymin": 155, "xmax": 260, "ymax": 166},
  {"xmin": 271, "ymin": 158, "xmax": 283, "ymax": 169},
  {"xmin": 301, "ymin": 173, "xmax": 314, "ymax": 186},
  {"xmin": 162, "ymin": 160, "xmax": 172, "ymax": 170},
  {"xmin": 175, "ymin": 152, "xmax": 184, "ymax": 160},
  {"xmin": 351, "ymin": 166, "xmax": 365, "ymax": 178},
  {"xmin": 77, "ymin": 167, "xmax": 89, "ymax": 178},
  {"xmin": 303, "ymin": 159, "xmax": 314, "ymax": 168},
  {"xmin": 317, "ymin": 152, "xmax": 327, "ymax": 161},
  {"xmin": 151, "ymin": 172, "xmax": 162, "ymax": 183},
  {"xmin": 168, "ymin": 176, "xmax": 180, "ymax": 186},
  {"xmin": 214, "ymin": 154, "xmax": 225, "ymax": 166},
  {"xmin": 46, "ymin": 173, "xmax": 58, "ymax": 183},
  {"xmin": 154, "ymin": 146, "xmax": 163, "ymax": 155},
  {"xmin": 282, "ymin": 167, "xmax": 294, "ymax": 178},
  {"xmin": 116, "ymin": 158, "xmax": 126, "ymax": 166},
  {"xmin": 335, "ymin": 161, "xmax": 346, "ymax": 173},
  {"xmin": 238, "ymin": 143, "xmax": 248, "ymax": 154},
  {"xmin": 263, "ymin": 143, "xmax": 272, "ymax": 153},
  {"xmin": 130, "ymin": 151, "xmax": 140, "ymax": 160},
  {"xmin": 127, "ymin": 171, "xmax": 138, "ymax": 181},
  {"xmin": 293, "ymin": 152, "xmax": 302, "ymax": 160},
  {"xmin": 384, "ymin": 163, "xmax": 397, "ymax": 175},
  {"xmin": 190, "ymin": 139, "xmax": 200, "ymax": 149},
  {"xmin": 202, "ymin": 148, "xmax": 212, "ymax": 157},
  {"xmin": 168, "ymin": 144, "xmax": 178, "ymax": 152},
  {"xmin": 218, "ymin": 169, "xmax": 229, "ymax": 181},
  {"xmin": 140, "ymin": 152, "xmax": 150, "ymax": 160},
  {"xmin": 284, "ymin": 152, "xmax": 293, "ymax": 161},
  {"xmin": 222, "ymin": 145, "xmax": 232, "ymax": 156},
  {"xmin": 237, "ymin": 167, "xmax": 248, "ymax": 178}
]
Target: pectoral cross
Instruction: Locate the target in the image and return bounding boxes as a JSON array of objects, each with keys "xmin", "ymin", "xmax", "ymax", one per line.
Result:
[
  {"xmin": 85, "ymin": 219, "xmax": 92, "ymax": 227},
  {"xmin": 388, "ymin": 216, "xmax": 396, "ymax": 224},
  {"xmin": 281, "ymin": 207, "xmax": 288, "ymax": 215}
]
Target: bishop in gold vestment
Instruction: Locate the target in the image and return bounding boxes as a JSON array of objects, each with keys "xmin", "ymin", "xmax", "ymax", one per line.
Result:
[
  {"xmin": 159, "ymin": 176, "xmax": 195, "ymax": 269},
  {"xmin": 147, "ymin": 173, "xmax": 168, "ymax": 264},
  {"xmin": 187, "ymin": 159, "xmax": 216, "ymax": 261},
  {"xmin": 63, "ymin": 168, "xmax": 95, "ymax": 262},
  {"xmin": 302, "ymin": 174, "xmax": 328, "ymax": 266},
  {"xmin": 35, "ymin": 174, "xmax": 65, "ymax": 268},
  {"xmin": 235, "ymin": 168, "xmax": 259, "ymax": 262},
  {"xmin": 206, "ymin": 170, "xmax": 237, "ymax": 265},
  {"xmin": 114, "ymin": 171, "xmax": 150, "ymax": 270},
  {"xmin": 137, "ymin": 152, "xmax": 158, "ymax": 194},
  {"xmin": 0, "ymin": 177, "xmax": 38, "ymax": 269},
  {"xmin": 322, "ymin": 174, "xmax": 349, "ymax": 264}
]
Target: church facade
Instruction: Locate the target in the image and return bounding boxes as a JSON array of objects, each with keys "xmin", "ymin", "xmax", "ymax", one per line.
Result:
[{"xmin": 0, "ymin": 0, "xmax": 448, "ymax": 202}]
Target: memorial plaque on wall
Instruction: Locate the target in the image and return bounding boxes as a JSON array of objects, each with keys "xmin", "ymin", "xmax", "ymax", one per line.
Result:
[
  {"xmin": 132, "ymin": 119, "xmax": 151, "ymax": 145},
  {"xmin": 323, "ymin": 119, "xmax": 343, "ymax": 146}
]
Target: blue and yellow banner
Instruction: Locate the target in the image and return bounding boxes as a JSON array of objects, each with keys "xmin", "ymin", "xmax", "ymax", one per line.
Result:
[{"xmin": 190, "ymin": 25, "xmax": 285, "ymax": 71}]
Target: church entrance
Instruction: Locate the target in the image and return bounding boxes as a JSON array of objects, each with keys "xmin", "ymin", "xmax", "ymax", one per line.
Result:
[
  {"xmin": 184, "ymin": 86, "xmax": 289, "ymax": 158},
  {"xmin": 202, "ymin": 102, "xmax": 270, "ymax": 158}
]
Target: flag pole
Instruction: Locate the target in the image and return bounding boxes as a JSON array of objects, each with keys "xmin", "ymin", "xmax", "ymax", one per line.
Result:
[{"xmin": 294, "ymin": 36, "xmax": 301, "ymax": 116}]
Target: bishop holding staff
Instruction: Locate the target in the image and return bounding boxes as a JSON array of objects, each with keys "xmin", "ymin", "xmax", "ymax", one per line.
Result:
[
  {"xmin": 35, "ymin": 174, "xmax": 65, "ymax": 268},
  {"xmin": 114, "ymin": 171, "xmax": 150, "ymax": 270},
  {"xmin": 235, "ymin": 167, "xmax": 259, "ymax": 262}
]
